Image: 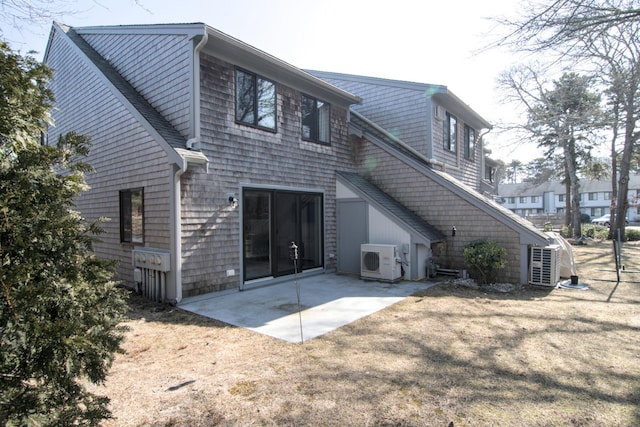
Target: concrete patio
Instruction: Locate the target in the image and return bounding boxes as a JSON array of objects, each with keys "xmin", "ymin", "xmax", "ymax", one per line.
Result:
[{"xmin": 179, "ymin": 273, "xmax": 436, "ymax": 343}]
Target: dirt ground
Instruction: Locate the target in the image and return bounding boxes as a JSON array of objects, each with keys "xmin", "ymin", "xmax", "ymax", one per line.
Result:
[{"xmin": 89, "ymin": 240, "xmax": 640, "ymax": 426}]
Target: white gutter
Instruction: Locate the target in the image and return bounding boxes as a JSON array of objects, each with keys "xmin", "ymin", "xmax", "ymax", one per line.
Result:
[{"xmin": 170, "ymin": 31, "xmax": 209, "ymax": 304}]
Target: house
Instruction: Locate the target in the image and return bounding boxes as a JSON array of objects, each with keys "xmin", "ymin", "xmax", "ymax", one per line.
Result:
[
  {"xmin": 307, "ymin": 71, "xmax": 498, "ymax": 196},
  {"xmin": 43, "ymin": 22, "xmax": 552, "ymax": 302},
  {"xmin": 499, "ymin": 176, "xmax": 640, "ymax": 222}
]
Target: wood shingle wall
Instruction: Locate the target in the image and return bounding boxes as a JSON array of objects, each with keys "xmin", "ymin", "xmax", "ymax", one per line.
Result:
[
  {"xmin": 80, "ymin": 32, "xmax": 193, "ymax": 138},
  {"xmin": 354, "ymin": 135, "xmax": 525, "ymax": 284},
  {"xmin": 178, "ymin": 54, "xmax": 357, "ymax": 296},
  {"xmin": 46, "ymin": 29, "xmax": 173, "ymax": 286}
]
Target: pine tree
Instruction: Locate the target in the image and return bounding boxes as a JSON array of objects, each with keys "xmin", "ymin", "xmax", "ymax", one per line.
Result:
[{"xmin": 1, "ymin": 40, "xmax": 128, "ymax": 426}]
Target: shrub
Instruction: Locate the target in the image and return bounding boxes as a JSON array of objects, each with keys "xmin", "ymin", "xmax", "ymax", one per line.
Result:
[
  {"xmin": 560, "ymin": 226, "xmax": 572, "ymax": 238},
  {"xmin": 464, "ymin": 239, "xmax": 507, "ymax": 285},
  {"xmin": 581, "ymin": 213, "xmax": 591, "ymax": 223},
  {"xmin": 582, "ymin": 224, "xmax": 609, "ymax": 240},
  {"xmin": 626, "ymin": 228, "xmax": 640, "ymax": 241}
]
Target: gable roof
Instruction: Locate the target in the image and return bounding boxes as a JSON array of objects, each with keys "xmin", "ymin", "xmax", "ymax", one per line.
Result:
[
  {"xmin": 45, "ymin": 23, "xmax": 207, "ymax": 168},
  {"xmin": 307, "ymin": 70, "xmax": 492, "ymax": 131},
  {"xmin": 337, "ymin": 171, "xmax": 445, "ymax": 245},
  {"xmin": 63, "ymin": 23, "xmax": 361, "ymax": 109},
  {"xmin": 348, "ymin": 110, "xmax": 551, "ymax": 247}
]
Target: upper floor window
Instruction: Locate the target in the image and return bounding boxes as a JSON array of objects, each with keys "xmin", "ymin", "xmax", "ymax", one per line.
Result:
[
  {"xmin": 519, "ymin": 196, "xmax": 527, "ymax": 203},
  {"xmin": 301, "ymin": 94, "xmax": 330, "ymax": 144},
  {"xmin": 235, "ymin": 68, "xmax": 276, "ymax": 131},
  {"xmin": 531, "ymin": 196, "xmax": 538, "ymax": 203},
  {"xmin": 484, "ymin": 165, "xmax": 495, "ymax": 183},
  {"xmin": 508, "ymin": 197, "xmax": 515, "ymax": 204},
  {"xmin": 464, "ymin": 125, "xmax": 475, "ymax": 159},
  {"xmin": 559, "ymin": 194, "xmax": 565, "ymax": 202},
  {"xmin": 120, "ymin": 188, "xmax": 144, "ymax": 244},
  {"xmin": 443, "ymin": 112, "xmax": 457, "ymax": 152},
  {"xmin": 588, "ymin": 192, "xmax": 597, "ymax": 201},
  {"xmin": 604, "ymin": 192, "xmax": 612, "ymax": 200}
]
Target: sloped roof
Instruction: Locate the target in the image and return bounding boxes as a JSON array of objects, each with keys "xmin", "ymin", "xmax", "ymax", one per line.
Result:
[
  {"xmin": 337, "ymin": 171, "xmax": 445, "ymax": 244},
  {"xmin": 308, "ymin": 70, "xmax": 492, "ymax": 130},
  {"xmin": 348, "ymin": 111, "xmax": 551, "ymax": 247},
  {"xmin": 58, "ymin": 25, "xmax": 187, "ymax": 151}
]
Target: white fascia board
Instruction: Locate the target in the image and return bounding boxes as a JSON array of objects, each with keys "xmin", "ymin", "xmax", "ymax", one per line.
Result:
[{"xmin": 202, "ymin": 26, "xmax": 361, "ymax": 108}]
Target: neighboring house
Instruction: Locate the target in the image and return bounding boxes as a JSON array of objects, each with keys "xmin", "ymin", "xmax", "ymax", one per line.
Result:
[
  {"xmin": 44, "ymin": 22, "xmax": 552, "ymax": 302},
  {"xmin": 307, "ymin": 71, "xmax": 495, "ymax": 193},
  {"xmin": 499, "ymin": 176, "xmax": 640, "ymax": 222}
]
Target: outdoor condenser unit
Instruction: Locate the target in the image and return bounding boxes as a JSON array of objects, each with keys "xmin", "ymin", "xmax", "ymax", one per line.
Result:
[
  {"xmin": 360, "ymin": 243, "xmax": 402, "ymax": 282},
  {"xmin": 529, "ymin": 245, "xmax": 561, "ymax": 287}
]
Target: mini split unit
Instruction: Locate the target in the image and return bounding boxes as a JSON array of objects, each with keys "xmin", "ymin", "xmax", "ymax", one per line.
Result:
[{"xmin": 360, "ymin": 243, "xmax": 402, "ymax": 282}]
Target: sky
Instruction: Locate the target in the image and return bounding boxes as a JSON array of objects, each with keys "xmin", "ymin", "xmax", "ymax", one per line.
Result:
[{"xmin": 1, "ymin": 0, "xmax": 540, "ymax": 163}]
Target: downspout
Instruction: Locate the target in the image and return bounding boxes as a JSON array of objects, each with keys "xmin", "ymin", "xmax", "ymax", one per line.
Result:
[
  {"xmin": 171, "ymin": 162, "xmax": 186, "ymax": 304},
  {"xmin": 188, "ymin": 30, "xmax": 208, "ymax": 147},
  {"xmin": 171, "ymin": 30, "xmax": 209, "ymax": 304}
]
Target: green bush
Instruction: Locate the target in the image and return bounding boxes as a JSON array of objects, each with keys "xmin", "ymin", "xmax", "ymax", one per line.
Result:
[
  {"xmin": 464, "ymin": 239, "xmax": 507, "ymax": 285},
  {"xmin": 581, "ymin": 213, "xmax": 591, "ymax": 223},
  {"xmin": 560, "ymin": 226, "xmax": 572, "ymax": 238},
  {"xmin": 626, "ymin": 228, "xmax": 640, "ymax": 241},
  {"xmin": 582, "ymin": 224, "xmax": 609, "ymax": 240}
]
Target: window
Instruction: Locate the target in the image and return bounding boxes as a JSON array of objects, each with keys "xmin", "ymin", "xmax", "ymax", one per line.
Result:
[
  {"xmin": 120, "ymin": 188, "xmax": 144, "ymax": 244},
  {"xmin": 508, "ymin": 197, "xmax": 515, "ymax": 204},
  {"xmin": 484, "ymin": 165, "xmax": 495, "ymax": 182},
  {"xmin": 559, "ymin": 194, "xmax": 565, "ymax": 202},
  {"xmin": 588, "ymin": 192, "xmax": 597, "ymax": 201},
  {"xmin": 301, "ymin": 94, "xmax": 330, "ymax": 144},
  {"xmin": 464, "ymin": 125, "xmax": 475, "ymax": 159},
  {"xmin": 531, "ymin": 196, "xmax": 538, "ymax": 203},
  {"xmin": 443, "ymin": 112, "xmax": 457, "ymax": 152},
  {"xmin": 604, "ymin": 192, "xmax": 612, "ymax": 200},
  {"xmin": 520, "ymin": 196, "xmax": 527, "ymax": 203},
  {"xmin": 235, "ymin": 68, "xmax": 276, "ymax": 131}
]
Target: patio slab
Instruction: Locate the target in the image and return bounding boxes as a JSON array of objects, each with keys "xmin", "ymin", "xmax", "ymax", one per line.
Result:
[{"xmin": 179, "ymin": 273, "xmax": 435, "ymax": 343}]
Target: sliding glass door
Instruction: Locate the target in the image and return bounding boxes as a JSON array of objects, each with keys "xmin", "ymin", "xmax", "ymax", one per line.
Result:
[{"xmin": 243, "ymin": 189, "xmax": 323, "ymax": 281}]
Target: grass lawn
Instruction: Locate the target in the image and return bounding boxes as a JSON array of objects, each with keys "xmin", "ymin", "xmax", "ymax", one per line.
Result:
[{"xmin": 90, "ymin": 240, "xmax": 640, "ymax": 426}]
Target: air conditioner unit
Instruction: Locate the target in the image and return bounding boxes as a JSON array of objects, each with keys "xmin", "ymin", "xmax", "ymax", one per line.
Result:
[
  {"xmin": 361, "ymin": 244, "xmax": 402, "ymax": 282},
  {"xmin": 529, "ymin": 245, "xmax": 560, "ymax": 287},
  {"xmin": 434, "ymin": 105, "xmax": 445, "ymax": 121}
]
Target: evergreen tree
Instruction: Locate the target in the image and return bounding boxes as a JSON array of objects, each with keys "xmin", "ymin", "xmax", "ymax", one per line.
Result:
[{"xmin": 0, "ymin": 41, "xmax": 128, "ymax": 425}]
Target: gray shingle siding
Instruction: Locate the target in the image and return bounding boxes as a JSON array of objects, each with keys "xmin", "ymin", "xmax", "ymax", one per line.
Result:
[
  {"xmin": 178, "ymin": 53, "xmax": 357, "ymax": 296},
  {"xmin": 316, "ymin": 77, "xmax": 429, "ymax": 155},
  {"xmin": 310, "ymin": 71, "xmax": 485, "ymax": 191},
  {"xmin": 46, "ymin": 28, "xmax": 173, "ymax": 286},
  {"xmin": 79, "ymin": 32, "xmax": 193, "ymax": 139},
  {"xmin": 355, "ymin": 136, "xmax": 525, "ymax": 283}
]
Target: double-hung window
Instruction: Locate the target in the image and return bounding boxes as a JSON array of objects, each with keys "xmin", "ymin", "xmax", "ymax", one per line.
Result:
[
  {"xmin": 235, "ymin": 68, "xmax": 276, "ymax": 131},
  {"xmin": 464, "ymin": 125, "xmax": 475, "ymax": 159},
  {"xmin": 120, "ymin": 188, "xmax": 144, "ymax": 244},
  {"xmin": 301, "ymin": 94, "xmax": 330, "ymax": 144},
  {"xmin": 443, "ymin": 112, "xmax": 457, "ymax": 152}
]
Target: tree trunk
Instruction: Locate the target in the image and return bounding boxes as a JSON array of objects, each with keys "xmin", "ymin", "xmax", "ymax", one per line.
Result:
[
  {"xmin": 565, "ymin": 137, "xmax": 582, "ymax": 238},
  {"xmin": 564, "ymin": 177, "xmax": 571, "ymax": 227},
  {"xmin": 613, "ymin": 102, "xmax": 636, "ymax": 240}
]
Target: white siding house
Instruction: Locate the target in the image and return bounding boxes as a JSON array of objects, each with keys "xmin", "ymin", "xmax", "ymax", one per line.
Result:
[{"xmin": 499, "ymin": 176, "xmax": 640, "ymax": 222}]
